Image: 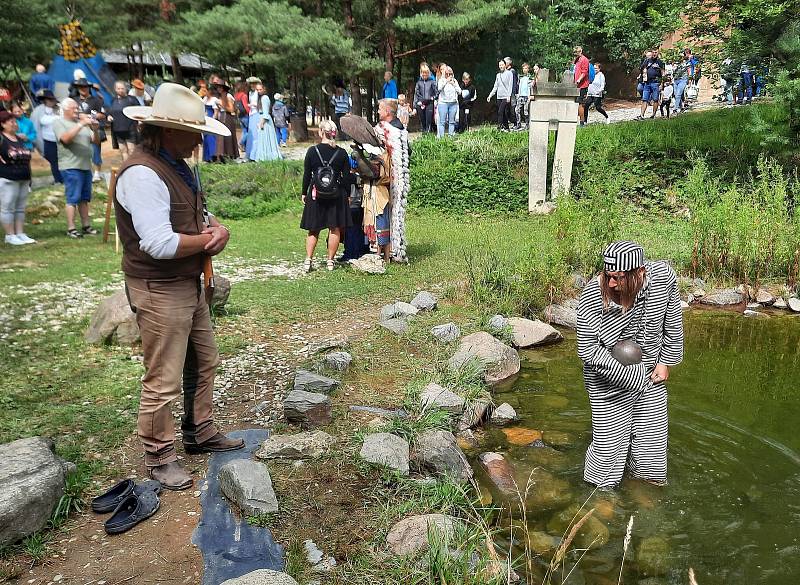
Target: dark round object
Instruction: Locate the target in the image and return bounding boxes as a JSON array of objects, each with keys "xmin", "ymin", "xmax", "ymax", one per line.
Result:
[
  {"xmin": 339, "ymin": 114, "xmax": 381, "ymax": 147},
  {"xmin": 611, "ymin": 339, "xmax": 643, "ymax": 366}
]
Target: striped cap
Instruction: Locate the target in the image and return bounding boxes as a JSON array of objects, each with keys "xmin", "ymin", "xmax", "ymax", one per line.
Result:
[{"xmin": 603, "ymin": 241, "xmax": 645, "ymax": 272}]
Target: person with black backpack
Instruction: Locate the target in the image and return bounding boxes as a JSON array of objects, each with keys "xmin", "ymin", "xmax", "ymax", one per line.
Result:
[{"xmin": 300, "ymin": 119, "xmax": 353, "ymax": 272}]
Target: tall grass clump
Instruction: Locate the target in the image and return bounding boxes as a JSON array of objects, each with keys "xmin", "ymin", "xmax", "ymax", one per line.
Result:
[{"xmin": 683, "ymin": 156, "xmax": 800, "ymax": 287}]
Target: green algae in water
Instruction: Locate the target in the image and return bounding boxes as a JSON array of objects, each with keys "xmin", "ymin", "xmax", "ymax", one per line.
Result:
[{"xmin": 486, "ymin": 310, "xmax": 800, "ymax": 584}]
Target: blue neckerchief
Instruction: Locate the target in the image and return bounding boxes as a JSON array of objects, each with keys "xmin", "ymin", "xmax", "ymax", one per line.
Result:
[{"xmin": 158, "ymin": 148, "xmax": 197, "ymax": 194}]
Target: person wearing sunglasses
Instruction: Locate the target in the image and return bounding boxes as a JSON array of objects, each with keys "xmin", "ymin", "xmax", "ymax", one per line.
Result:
[{"xmin": 576, "ymin": 241, "xmax": 684, "ymax": 488}]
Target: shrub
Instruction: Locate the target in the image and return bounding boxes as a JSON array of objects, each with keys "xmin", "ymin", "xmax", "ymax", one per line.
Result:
[{"xmin": 202, "ymin": 160, "xmax": 303, "ymax": 219}]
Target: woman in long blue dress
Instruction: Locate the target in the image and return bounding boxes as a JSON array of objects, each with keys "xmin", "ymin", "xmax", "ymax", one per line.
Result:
[
  {"xmin": 202, "ymin": 89, "xmax": 219, "ymax": 162},
  {"xmin": 252, "ymin": 87, "xmax": 282, "ymax": 162}
]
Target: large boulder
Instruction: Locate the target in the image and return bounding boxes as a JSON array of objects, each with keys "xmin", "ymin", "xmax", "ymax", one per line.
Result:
[
  {"xmin": 293, "ymin": 369, "xmax": 339, "ymax": 394},
  {"xmin": 420, "ymin": 383, "xmax": 465, "ymax": 415},
  {"xmin": 359, "ymin": 433, "xmax": 410, "ymax": 475},
  {"xmin": 283, "ymin": 390, "xmax": 332, "ymax": 427},
  {"xmin": 84, "ymin": 290, "xmax": 140, "ymax": 345},
  {"xmin": 218, "ymin": 459, "xmax": 278, "ymax": 516},
  {"xmin": 411, "ymin": 430, "xmax": 473, "ymax": 482},
  {"xmin": 0, "ymin": 437, "xmax": 72, "ymax": 547},
  {"xmin": 410, "ymin": 291, "xmax": 438, "ymax": 311},
  {"xmin": 254, "ymin": 431, "xmax": 334, "ymax": 460},
  {"xmin": 449, "ymin": 332, "xmax": 520, "ymax": 384},
  {"xmin": 697, "ymin": 288, "xmax": 743, "ymax": 306},
  {"xmin": 386, "ymin": 514, "xmax": 459, "ymax": 556},
  {"xmin": 220, "ymin": 570, "xmax": 298, "ymax": 585},
  {"xmin": 507, "ymin": 317, "xmax": 563, "ymax": 348},
  {"xmin": 543, "ymin": 304, "xmax": 578, "ymax": 329}
]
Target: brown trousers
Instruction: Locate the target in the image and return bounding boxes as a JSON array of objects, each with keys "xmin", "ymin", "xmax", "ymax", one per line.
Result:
[{"xmin": 126, "ymin": 275, "xmax": 219, "ymax": 466}]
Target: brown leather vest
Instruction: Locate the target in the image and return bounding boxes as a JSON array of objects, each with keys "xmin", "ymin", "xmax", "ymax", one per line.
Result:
[{"xmin": 114, "ymin": 149, "xmax": 205, "ymax": 280}]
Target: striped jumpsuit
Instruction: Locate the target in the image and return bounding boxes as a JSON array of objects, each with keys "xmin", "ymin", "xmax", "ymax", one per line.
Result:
[{"xmin": 576, "ymin": 261, "xmax": 684, "ymax": 487}]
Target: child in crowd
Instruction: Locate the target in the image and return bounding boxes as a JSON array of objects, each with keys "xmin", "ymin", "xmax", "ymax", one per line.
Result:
[
  {"xmin": 271, "ymin": 93, "xmax": 290, "ymax": 147},
  {"xmin": 397, "ymin": 94, "xmax": 415, "ymax": 129},
  {"xmin": 659, "ymin": 77, "xmax": 674, "ymax": 118}
]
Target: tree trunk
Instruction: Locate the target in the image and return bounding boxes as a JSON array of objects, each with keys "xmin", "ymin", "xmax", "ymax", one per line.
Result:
[
  {"xmin": 368, "ymin": 75, "xmax": 376, "ymax": 123},
  {"xmin": 170, "ymin": 54, "xmax": 184, "ymax": 84},
  {"xmin": 350, "ymin": 77, "xmax": 361, "ymax": 118},
  {"xmin": 381, "ymin": 0, "xmax": 399, "ymax": 71}
]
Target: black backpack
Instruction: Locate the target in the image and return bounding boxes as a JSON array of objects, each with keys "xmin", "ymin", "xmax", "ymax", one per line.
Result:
[
  {"xmin": 311, "ymin": 146, "xmax": 343, "ymax": 200},
  {"xmin": 234, "ymin": 98, "xmax": 248, "ymax": 117}
]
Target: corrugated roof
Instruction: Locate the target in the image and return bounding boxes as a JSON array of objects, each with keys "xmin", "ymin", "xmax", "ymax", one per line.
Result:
[{"xmin": 101, "ymin": 43, "xmax": 215, "ymax": 70}]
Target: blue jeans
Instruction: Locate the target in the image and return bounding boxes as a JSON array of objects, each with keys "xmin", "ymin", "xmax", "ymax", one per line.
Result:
[
  {"xmin": 673, "ymin": 77, "xmax": 688, "ymax": 110},
  {"xmin": 642, "ymin": 82, "xmax": 659, "ymax": 103},
  {"xmin": 62, "ymin": 169, "xmax": 93, "ymax": 205},
  {"xmin": 239, "ymin": 116, "xmax": 249, "ymax": 147},
  {"xmin": 437, "ymin": 102, "xmax": 458, "ymax": 137},
  {"xmin": 91, "ymin": 143, "xmax": 102, "ymax": 167},
  {"xmin": 275, "ymin": 126, "xmax": 288, "ymax": 145}
]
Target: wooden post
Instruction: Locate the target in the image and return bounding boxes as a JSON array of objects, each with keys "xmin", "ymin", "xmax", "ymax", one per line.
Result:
[{"xmin": 103, "ymin": 168, "xmax": 118, "ymax": 243}]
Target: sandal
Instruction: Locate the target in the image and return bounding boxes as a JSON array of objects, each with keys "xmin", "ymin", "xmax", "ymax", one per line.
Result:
[
  {"xmin": 82, "ymin": 225, "xmax": 99, "ymax": 235},
  {"xmin": 326, "ymin": 259, "xmax": 335, "ymax": 271},
  {"xmin": 104, "ymin": 490, "xmax": 160, "ymax": 534},
  {"xmin": 303, "ymin": 258, "xmax": 313, "ymax": 273},
  {"xmin": 67, "ymin": 228, "xmax": 83, "ymax": 239}
]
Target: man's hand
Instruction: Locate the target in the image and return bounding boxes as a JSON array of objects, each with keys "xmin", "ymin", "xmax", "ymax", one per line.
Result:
[
  {"xmin": 202, "ymin": 225, "xmax": 229, "ymax": 255},
  {"xmin": 301, "ymin": 193, "xmax": 306, "ymax": 204},
  {"xmin": 650, "ymin": 363, "xmax": 669, "ymax": 384}
]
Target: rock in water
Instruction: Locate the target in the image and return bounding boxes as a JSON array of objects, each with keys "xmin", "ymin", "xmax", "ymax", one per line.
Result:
[
  {"xmin": 490, "ymin": 403, "xmax": 518, "ymax": 426},
  {"xmin": 547, "ymin": 504, "xmax": 610, "ymax": 549},
  {"xmin": 458, "ymin": 398, "xmax": 491, "ymax": 431},
  {"xmin": 220, "ymin": 570, "xmax": 299, "ymax": 585},
  {"xmin": 386, "ymin": 514, "xmax": 458, "ymax": 556},
  {"xmin": 507, "ymin": 317, "xmax": 563, "ymax": 348},
  {"xmin": 478, "ymin": 452, "xmax": 518, "ymax": 496},
  {"xmin": 543, "ymin": 304, "xmax": 577, "ymax": 329},
  {"xmin": 420, "ymin": 383, "xmax": 465, "ymax": 415},
  {"xmin": 293, "ymin": 369, "xmax": 340, "ymax": 394},
  {"xmin": 789, "ymin": 297, "xmax": 800, "ymax": 312},
  {"xmin": 0, "ymin": 437, "xmax": 72, "ymax": 547},
  {"xmin": 525, "ymin": 468, "xmax": 572, "ymax": 511},
  {"xmin": 411, "ymin": 291, "xmax": 437, "ymax": 311},
  {"xmin": 411, "ymin": 430, "xmax": 473, "ymax": 482},
  {"xmin": 359, "ymin": 433, "xmax": 410, "ymax": 475},
  {"xmin": 379, "ymin": 317, "xmax": 409, "ymax": 335},
  {"xmin": 254, "ymin": 431, "xmax": 334, "ymax": 460},
  {"xmin": 431, "ymin": 323, "xmax": 461, "ymax": 343},
  {"xmin": 637, "ymin": 536, "xmax": 670, "ymax": 576},
  {"xmin": 502, "ymin": 427, "xmax": 542, "ymax": 445},
  {"xmin": 283, "ymin": 390, "xmax": 332, "ymax": 427},
  {"xmin": 449, "ymin": 332, "xmax": 521, "ymax": 384},
  {"xmin": 210, "ymin": 275, "xmax": 231, "ymax": 311},
  {"xmin": 218, "ymin": 459, "xmax": 278, "ymax": 516},
  {"xmin": 349, "ymin": 253, "xmax": 385, "ymax": 274},
  {"xmin": 487, "ymin": 314, "xmax": 509, "ymax": 332},
  {"xmin": 380, "ymin": 301, "xmax": 419, "ymax": 320},
  {"xmin": 323, "ymin": 351, "xmax": 352, "ymax": 371},
  {"xmin": 528, "ymin": 531, "xmax": 561, "ymax": 555},
  {"xmin": 697, "ymin": 288, "xmax": 743, "ymax": 306},
  {"xmin": 84, "ymin": 290, "xmax": 140, "ymax": 345}
]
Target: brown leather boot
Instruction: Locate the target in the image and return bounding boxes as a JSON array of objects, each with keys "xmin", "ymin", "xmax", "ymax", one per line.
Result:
[
  {"xmin": 183, "ymin": 432, "xmax": 245, "ymax": 455},
  {"xmin": 149, "ymin": 461, "xmax": 193, "ymax": 491}
]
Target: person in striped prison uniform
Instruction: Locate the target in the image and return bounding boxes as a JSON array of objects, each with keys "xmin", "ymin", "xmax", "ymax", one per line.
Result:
[{"xmin": 576, "ymin": 241, "xmax": 684, "ymax": 487}]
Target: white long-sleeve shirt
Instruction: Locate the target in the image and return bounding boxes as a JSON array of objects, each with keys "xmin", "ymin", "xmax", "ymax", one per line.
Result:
[
  {"xmin": 587, "ymin": 72, "xmax": 606, "ymax": 97},
  {"xmin": 437, "ymin": 78, "xmax": 461, "ymax": 103},
  {"xmin": 116, "ymin": 166, "xmax": 181, "ymax": 259}
]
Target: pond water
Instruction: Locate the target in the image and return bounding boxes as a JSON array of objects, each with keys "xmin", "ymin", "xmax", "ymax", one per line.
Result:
[{"xmin": 476, "ymin": 310, "xmax": 800, "ymax": 585}]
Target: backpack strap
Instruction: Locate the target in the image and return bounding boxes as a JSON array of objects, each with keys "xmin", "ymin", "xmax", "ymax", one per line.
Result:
[{"xmin": 314, "ymin": 145, "xmax": 325, "ymax": 166}]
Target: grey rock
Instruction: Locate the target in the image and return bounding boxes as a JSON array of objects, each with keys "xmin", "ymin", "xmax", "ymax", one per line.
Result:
[
  {"xmin": 218, "ymin": 459, "xmax": 278, "ymax": 516},
  {"xmin": 543, "ymin": 304, "xmax": 577, "ymax": 329},
  {"xmin": 84, "ymin": 290, "xmax": 140, "ymax": 345},
  {"xmin": 0, "ymin": 437, "xmax": 71, "ymax": 547},
  {"xmin": 293, "ymin": 369, "xmax": 339, "ymax": 394},
  {"xmin": 386, "ymin": 514, "xmax": 458, "ymax": 556},
  {"xmin": 528, "ymin": 531, "xmax": 561, "ymax": 554},
  {"xmin": 570, "ymin": 272, "xmax": 588, "ymax": 289},
  {"xmin": 487, "ymin": 314, "xmax": 509, "ymax": 331},
  {"xmin": 562, "ymin": 298, "xmax": 579, "ymax": 309},
  {"xmin": 349, "ymin": 253, "xmax": 386, "ymax": 274},
  {"xmin": 411, "ymin": 291, "xmax": 438, "ymax": 311},
  {"xmin": 254, "ymin": 431, "xmax": 334, "ymax": 460},
  {"xmin": 755, "ymin": 289, "xmax": 774, "ymax": 304},
  {"xmin": 507, "ymin": 317, "xmax": 563, "ymax": 348},
  {"xmin": 697, "ymin": 288, "xmax": 743, "ymax": 306},
  {"xmin": 360, "ymin": 433, "xmax": 410, "ymax": 475},
  {"xmin": 458, "ymin": 398, "xmax": 491, "ymax": 431},
  {"xmin": 411, "ymin": 430, "xmax": 473, "ymax": 482},
  {"xmin": 323, "ymin": 351, "xmax": 352, "ymax": 371},
  {"xmin": 306, "ymin": 335, "xmax": 349, "ymax": 354},
  {"xmin": 219, "ymin": 570, "xmax": 299, "ymax": 585},
  {"xmin": 381, "ymin": 301, "xmax": 419, "ymax": 320},
  {"xmin": 349, "ymin": 405, "xmax": 408, "ymax": 419},
  {"xmin": 680, "ymin": 300, "xmax": 690, "ymax": 309},
  {"xmin": 449, "ymin": 332, "xmax": 521, "ymax": 384},
  {"xmin": 525, "ymin": 467, "xmax": 573, "ymax": 511},
  {"xmin": 789, "ymin": 298, "xmax": 800, "ymax": 312},
  {"xmin": 420, "ymin": 383, "xmax": 465, "ymax": 415},
  {"xmin": 210, "ymin": 275, "xmax": 232, "ymax": 310},
  {"xmin": 490, "ymin": 403, "xmax": 518, "ymax": 426},
  {"xmin": 774, "ymin": 297, "xmax": 788, "ymax": 309},
  {"xmin": 743, "ymin": 309, "xmax": 769, "ymax": 318},
  {"xmin": 379, "ymin": 317, "xmax": 409, "ymax": 335},
  {"xmin": 431, "ymin": 322, "xmax": 461, "ymax": 343},
  {"xmin": 304, "ymin": 539, "xmax": 324, "ymax": 564},
  {"xmin": 692, "ymin": 288, "xmax": 706, "ymax": 298},
  {"xmin": 283, "ymin": 390, "xmax": 332, "ymax": 427}
]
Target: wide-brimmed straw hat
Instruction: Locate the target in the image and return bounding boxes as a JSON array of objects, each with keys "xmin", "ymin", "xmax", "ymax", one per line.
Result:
[
  {"xmin": 123, "ymin": 82, "xmax": 230, "ymax": 136},
  {"xmin": 246, "ymin": 76, "xmax": 261, "ymax": 84}
]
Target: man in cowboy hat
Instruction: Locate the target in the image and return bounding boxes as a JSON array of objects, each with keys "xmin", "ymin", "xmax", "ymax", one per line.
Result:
[
  {"xmin": 114, "ymin": 83, "xmax": 243, "ymax": 490},
  {"xmin": 129, "ymin": 79, "xmax": 153, "ymax": 106}
]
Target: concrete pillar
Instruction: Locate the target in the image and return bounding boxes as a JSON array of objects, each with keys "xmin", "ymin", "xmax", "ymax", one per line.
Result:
[
  {"xmin": 552, "ymin": 119, "xmax": 577, "ymax": 198},
  {"xmin": 528, "ymin": 119, "xmax": 550, "ymax": 209}
]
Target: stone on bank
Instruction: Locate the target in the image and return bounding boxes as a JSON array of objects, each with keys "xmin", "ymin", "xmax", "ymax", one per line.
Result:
[
  {"xmin": 411, "ymin": 430, "xmax": 473, "ymax": 482},
  {"xmin": 218, "ymin": 459, "xmax": 279, "ymax": 516},
  {"xmin": 507, "ymin": 317, "xmax": 563, "ymax": 348},
  {"xmin": 293, "ymin": 369, "xmax": 339, "ymax": 394},
  {"xmin": 359, "ymin": 433, "xmax": 410, "ymax": 475},
  {"xmin": 449, "ymin": 332, "xmax": 521, "ymax": 384},
  {"xmin": 219, "ymin": 570, "xmax": 298, "ymax": 585},
  {"xmin": 254, "ymin": 431, "xmax": 334, "ymax": 460},
  {"xmin": 420, "ymin": 383, "xmax": 465, "ymax": 415},
  {"xmin": 283, "ymin": 390, "xmax": 332, "ymax": 427},
  {"xmin": 386, "ymin": 513, "xmax": 459, "ymax": 556}
]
